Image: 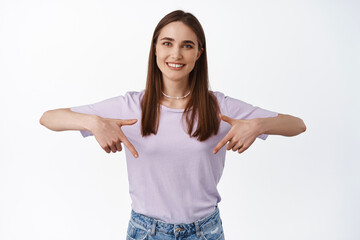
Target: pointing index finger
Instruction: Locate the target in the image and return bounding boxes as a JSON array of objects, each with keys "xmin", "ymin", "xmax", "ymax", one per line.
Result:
[
  {"xmin": 121, "ymin": 134, "xmax": 139, "ymax": 158},
  {"xmin": 213, "ymin": 133, "xmax": 231, "ymax": 154}
]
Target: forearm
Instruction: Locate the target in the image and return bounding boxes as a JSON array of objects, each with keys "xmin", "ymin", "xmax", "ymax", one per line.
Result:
[
  {"xmin": 256, "ymin": 113, "xmax": 306, "ymax": 137},
  {"xmin": 39, "ymin": 108, "xmax": 98, "ymax": 132}
]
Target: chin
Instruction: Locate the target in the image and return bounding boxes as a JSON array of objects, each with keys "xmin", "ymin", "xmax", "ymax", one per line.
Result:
[{"xmin": 164, "ymin": 74, "xmax": 189, "ymax": 82}]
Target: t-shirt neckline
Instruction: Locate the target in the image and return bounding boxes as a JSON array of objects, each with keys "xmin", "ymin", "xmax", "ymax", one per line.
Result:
[{"xmin": 160, "ymin": 104, "xmax": 185, "ymax": 112}]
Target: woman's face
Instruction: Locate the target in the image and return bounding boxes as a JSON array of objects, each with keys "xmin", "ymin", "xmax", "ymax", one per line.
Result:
[{"xmin": 155, "ymin": 21, "xmax": 202, "ymax": 84}]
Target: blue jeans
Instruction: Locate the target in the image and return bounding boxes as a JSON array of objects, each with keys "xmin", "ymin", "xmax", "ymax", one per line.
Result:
[{"xmin": 126, "ymin": 206, "xmax": 225, "ymax": 240}]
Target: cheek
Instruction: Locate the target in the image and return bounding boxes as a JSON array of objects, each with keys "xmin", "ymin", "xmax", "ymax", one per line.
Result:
[
  {"xmin": 155, "ymin": 52, "xmax": 164, "ymax": 66},
  {"xmin": 186, "ymin": 51, "xmax": 199, "ymax": 62},
  {"xmin": 185, "ymin": 57, "xmax": 198, "ymax": 69},
  {"xmin": 155, "ymin": 49, "xmax": 167, "ymax": 63},
  {"xmin": 156, "ymin": 58, "xmax": 164, "ymax": 72}
]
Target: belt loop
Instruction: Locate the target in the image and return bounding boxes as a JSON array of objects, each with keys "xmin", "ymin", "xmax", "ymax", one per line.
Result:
[
  {"xmin": 150, "ymin": 219, "xmax": 157, "ymax": 236},
  {"xmin": 195, "ymin": 220, "xmax": 201, "ymax": 238}
]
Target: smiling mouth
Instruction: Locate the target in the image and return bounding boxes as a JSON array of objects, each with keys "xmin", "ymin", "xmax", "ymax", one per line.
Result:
[{"xmin": 167, "ymin": 62, "xmax": 185, "ymax": 70}]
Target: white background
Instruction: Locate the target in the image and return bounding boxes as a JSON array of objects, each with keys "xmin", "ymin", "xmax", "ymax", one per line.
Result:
[{"xmin": 1, "ymin": 0, "xmax": 359, "ymax": 239}]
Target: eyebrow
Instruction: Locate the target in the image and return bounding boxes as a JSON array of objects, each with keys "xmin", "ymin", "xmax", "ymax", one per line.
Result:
[{"xmin": 159, "ymin": 37, "xmax": 196, "ymax": 45}]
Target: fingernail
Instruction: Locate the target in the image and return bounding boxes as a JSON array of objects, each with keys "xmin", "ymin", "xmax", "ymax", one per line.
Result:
[{"xmin": 134, "ymin": 154, "xmax": 138, "ymax": 158}]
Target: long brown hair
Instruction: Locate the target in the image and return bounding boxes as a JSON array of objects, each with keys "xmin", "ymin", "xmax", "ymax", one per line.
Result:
[{"xmin": 141, "ymin": 10, "xmax": 220, "ymax": 141}]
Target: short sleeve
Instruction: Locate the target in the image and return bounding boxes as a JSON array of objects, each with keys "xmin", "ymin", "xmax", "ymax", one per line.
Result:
[
  {"xmin": 213, "ymin": 91, "xmax": 278, "ymax": 140},
  {"xmin": 70, "ymin": 95, "xmax": 126, "ymax": 137}
]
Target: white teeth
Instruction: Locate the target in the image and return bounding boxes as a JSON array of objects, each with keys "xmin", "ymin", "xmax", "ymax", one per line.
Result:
[{"xmin": 168, "ymin": 63, "xmax": 184, "ymax": 68}]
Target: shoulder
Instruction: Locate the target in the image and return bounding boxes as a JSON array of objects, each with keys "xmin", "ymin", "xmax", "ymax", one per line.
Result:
[
  {"xmin": 120, "ymin": 89, "xmax": 145, "ymax": 104},
  {"xmin": 210, "ymin": 90, "xmax": 226, "ymax": 102},
  {"xmin": 96, "ymin": 90, "xmax": 144, "ymax": 111},
  {"xmin": 210, "ymin": 90, "xmax": 236, "ymax": 108},
  {"xmin": 210, "ymin": 90, "xmax": 248, "ymax": 106},
  {"xmin": 122, "ymin": 89, "xmax": 145, "ymax": 98},
  {"xmin": 209, "ymin": 90, "xmax": 228, "ymax": 115}
]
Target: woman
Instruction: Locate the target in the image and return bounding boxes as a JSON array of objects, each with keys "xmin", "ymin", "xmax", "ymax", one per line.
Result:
[{"xmin": 40, "ymin": 10, "xmax": 306, "ymax": 240}]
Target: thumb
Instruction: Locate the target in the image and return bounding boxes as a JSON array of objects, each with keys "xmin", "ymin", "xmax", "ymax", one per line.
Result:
[
  {"xmin": 219, "ymin": 113, "xmax": 235, "ymax": 125},
  {"xmin": 118, "ymin": 118, "xmax": 138, "ymax": 126}
]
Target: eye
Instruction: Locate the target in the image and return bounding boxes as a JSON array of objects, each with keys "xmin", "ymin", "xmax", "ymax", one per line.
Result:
[
  {"xmin": 163, "ymin": 42, "xmax": 171, "ymax": 46},
  {"xmin": 184, "ymin": 44, "xmax": 193, "ymax": 49}
]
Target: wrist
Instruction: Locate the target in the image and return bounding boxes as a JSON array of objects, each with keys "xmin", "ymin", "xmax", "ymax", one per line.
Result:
[
  {"xmin": 84, "ymin": 114, "xmax": 101, "ymax": 133},
  {"xmin": 253, "ymin": 118, "xmax": 266, "ymax": 136}
]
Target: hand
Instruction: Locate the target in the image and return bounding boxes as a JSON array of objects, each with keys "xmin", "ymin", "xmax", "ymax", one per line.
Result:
[
  {"xmin": 91, "ymin": 117, "xmax": 139, "ymax": 157},
  {"xmin": 213, "ymin": 113, "xmax": 261, "ymax": 154}
]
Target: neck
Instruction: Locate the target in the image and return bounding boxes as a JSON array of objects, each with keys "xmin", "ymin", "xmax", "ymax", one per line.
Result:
[{"xmin": 162, "ymin": 77, "xmax": 190, "ymax": 98}]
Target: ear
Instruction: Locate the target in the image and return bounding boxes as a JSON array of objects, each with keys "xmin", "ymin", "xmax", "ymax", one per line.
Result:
[{"xmin": 196, "ymin": 48, "xmax": 204, "ymax": 60}]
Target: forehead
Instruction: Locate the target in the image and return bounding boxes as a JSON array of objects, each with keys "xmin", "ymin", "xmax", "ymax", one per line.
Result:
[{"xmin": 158, "ymin": 21, "xmax": 198, "ymax": 43}]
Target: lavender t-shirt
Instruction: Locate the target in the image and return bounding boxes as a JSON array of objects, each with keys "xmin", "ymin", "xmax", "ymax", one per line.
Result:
[{"xmin": 70, "ymin": 90, "xmax": 278, "ymax": 224}]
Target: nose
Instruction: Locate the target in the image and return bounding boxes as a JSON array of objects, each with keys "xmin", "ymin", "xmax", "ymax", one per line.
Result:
[{"xmin": 171, "ymin": 46, "xmax": 182, "ymax": 60}]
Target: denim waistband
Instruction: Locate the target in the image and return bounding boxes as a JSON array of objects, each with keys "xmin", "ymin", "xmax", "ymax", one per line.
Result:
[{"xmin": 130, "ymin": 206, "xmax": 221, "ymax": 237}]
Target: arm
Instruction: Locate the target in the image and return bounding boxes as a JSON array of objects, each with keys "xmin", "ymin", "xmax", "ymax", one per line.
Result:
[
  {"xmin": 213, "ymin": 113, "xmax": 306, "ymax": 154},
  {"xmin": 39, "ymin": 108, "xmax": 98, "ymax": 132},
  {"xmin": 39, "ymin": 108, "xmax": 139, "ymax": 157},
  {"xmin": 256, "ymin": 113, "xmax": 306, "ymax": 137}
]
